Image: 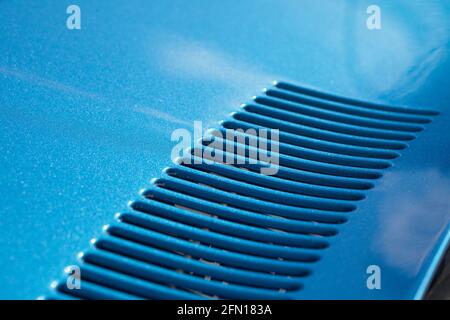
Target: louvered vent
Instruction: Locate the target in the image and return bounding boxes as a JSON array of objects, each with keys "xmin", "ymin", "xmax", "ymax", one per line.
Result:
[{"xmin": 47, "ymin": 81, "xmax": 438, "ymax": 299}]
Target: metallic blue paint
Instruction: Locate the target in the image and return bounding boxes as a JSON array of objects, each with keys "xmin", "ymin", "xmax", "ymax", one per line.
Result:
[{"xmin": 0, "ymin": 0, "xmax": 449, "ymax": 299}]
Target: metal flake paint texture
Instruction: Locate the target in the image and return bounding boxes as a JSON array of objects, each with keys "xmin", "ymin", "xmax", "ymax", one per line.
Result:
[{"xmin": 0, "ymin": 0, "xmax": 449, "ymax": 299}]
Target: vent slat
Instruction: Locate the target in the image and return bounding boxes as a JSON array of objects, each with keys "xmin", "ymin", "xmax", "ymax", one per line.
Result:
[
  {"xmin": 151, "ymin": 176, "xmax": 354, "ymax": 219},
  {"xmin": 222, "ymin": 119, "xmax": 401, "ymax": 159},
  {"xmin": 129, "ymin": 199, "xmax": 331, "ymax": 247},
  {"xmin": 106, "ymin": 223, "xmax": 313, "ymax": 275},
  {"xmin": 177, "ymin": 160, "xmax": 365, "ymax": 200},
  {"xmin": 232, "ymin": 111, "xmax": 408, "ymax": 150},
  {"xmin": 94, "ymin": 237, "xmax": 303, "ymax": 290},
  {"xmin": 205, "ymin": 133, "xmax": 391, "ymax": 171},
  {"xmin": 83, "ymin": 250, "xmax": 290, "ymax": 299},
  {"xmin": 56, "ymin": 278, "xmax": 144, "ymax": 300},
  {"xmin": 118, "ymin": 204, "xmax": 325, "ymax": 260},
  {"xmin": 244, "ymin": 103, "xmax": 417, "ymax": 140},
  {"xmin": 274, "ymin": 81, "xmax": 438, "ymax": 117},
  {"xmin": 140, "ymin": 184, "xmax": 345, "ymax": 230},
  {"xmin": 210, "ymin": 129, "xmax": 393, "ymax": 169},
  {"xmin": 254, "ymin": 95, "xmax": 425, "ymax": 132},
  {"xmin": 194, "ymin": 145, "xmax": 382, "ymax": 180},
  {"xmin": 191, "ymin": 152, "xmax": 374, "ymax": 189},
  {"xmin": 78, "ymin": 263, "xmax": 201, "ymax": 299},
  {"xmin": 164, "ymin": 165, "xmax": 359, "ymax": 210}
]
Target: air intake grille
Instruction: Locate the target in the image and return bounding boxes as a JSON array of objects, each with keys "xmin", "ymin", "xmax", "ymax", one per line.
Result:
[{"xmin": 48, "ymin": 81, "xmax": 438, "ymax": 299}]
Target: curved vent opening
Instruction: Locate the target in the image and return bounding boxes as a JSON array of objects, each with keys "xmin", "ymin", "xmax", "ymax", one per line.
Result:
[{"xmin": 48, "ymin": 81, "xmax": 438, "ymax": 300}]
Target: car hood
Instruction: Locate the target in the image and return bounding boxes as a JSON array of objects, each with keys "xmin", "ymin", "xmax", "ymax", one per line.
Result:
[{"xmin": 0, "ymin": 0, "xmax": 449, "ymax": 299}]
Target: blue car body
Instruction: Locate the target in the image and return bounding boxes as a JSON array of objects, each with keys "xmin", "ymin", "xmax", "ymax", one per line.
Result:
[{"xmin": 0, "ymin": 0, "xmax": 449, "ymax": 299}]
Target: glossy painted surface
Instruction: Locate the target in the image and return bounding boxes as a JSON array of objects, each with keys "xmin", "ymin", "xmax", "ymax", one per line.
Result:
[{"xmin": 0, "ymin": 0, "xmax": 449, "ymax": 299}]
